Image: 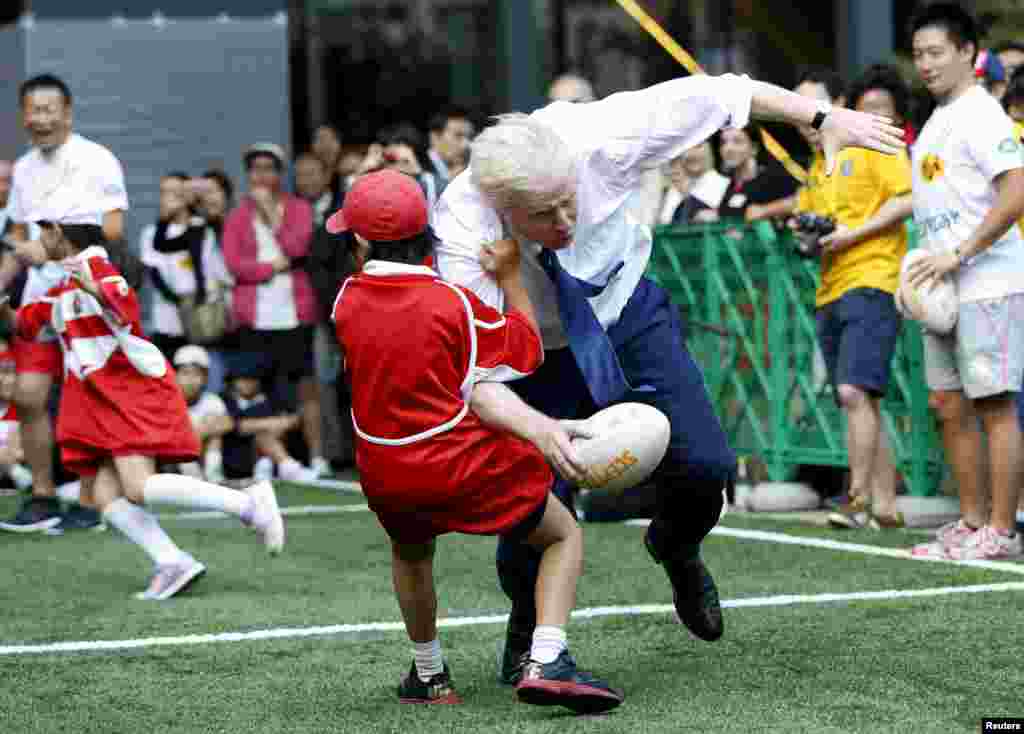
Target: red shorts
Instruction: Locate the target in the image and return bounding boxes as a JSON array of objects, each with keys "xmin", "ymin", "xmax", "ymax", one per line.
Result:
[{"xmin": 12, "ymin": 338, "xmax": 62, "ymax": 377}]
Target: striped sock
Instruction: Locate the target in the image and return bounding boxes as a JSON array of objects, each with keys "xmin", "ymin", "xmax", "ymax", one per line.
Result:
[{"xmin": 414, "ymin": 639, "xmax": 444, "ymax": 682}]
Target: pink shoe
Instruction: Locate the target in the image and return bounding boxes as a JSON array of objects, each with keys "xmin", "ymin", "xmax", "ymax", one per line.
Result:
[
  {"xmin": 135, "ymin": 555, "xmax": 206, "ymax": 600},
  {"xmin": 947, "ymin": 526, "xmax": 1023, "ymax": 561},
  {"xmin": 244, "ymin": 480, "xmax": 285, "ymax": 555},
  {"xmin": 910, "ymin": 520, "xmax": 978, "ymax": 558}
]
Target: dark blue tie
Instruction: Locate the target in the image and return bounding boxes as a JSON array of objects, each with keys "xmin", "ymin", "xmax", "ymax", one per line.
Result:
[{"xmin": 537, "ymin": 249, "xmax": 630, "ymax": 407}]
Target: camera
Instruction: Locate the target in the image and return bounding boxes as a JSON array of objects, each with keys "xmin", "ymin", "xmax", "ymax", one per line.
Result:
[{"xmin": 792, "ymin": 213, "xmax": 835, "ymax": 258}]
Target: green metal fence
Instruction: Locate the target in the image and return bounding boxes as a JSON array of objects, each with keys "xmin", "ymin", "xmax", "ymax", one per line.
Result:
[{"xmin": 647, "ymin": 221, "xmax": 946, "ymax": 496}]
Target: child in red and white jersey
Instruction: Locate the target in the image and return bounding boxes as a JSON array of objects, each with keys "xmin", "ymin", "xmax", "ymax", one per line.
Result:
[{"xmin": 3, "ymin": 222, "xmax": 285, "ymax": 600}]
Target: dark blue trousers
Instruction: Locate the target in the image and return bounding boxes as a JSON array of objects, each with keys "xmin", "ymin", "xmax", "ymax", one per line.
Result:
[{"xmin": 497, "ymin": 276, "xmax": 737, "ymax": 616}]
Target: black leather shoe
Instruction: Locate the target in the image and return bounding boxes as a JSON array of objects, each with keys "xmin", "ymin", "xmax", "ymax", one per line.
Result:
[{"xmin": 645, "ymin": 527, "xmax": 723, "ymax": 641}]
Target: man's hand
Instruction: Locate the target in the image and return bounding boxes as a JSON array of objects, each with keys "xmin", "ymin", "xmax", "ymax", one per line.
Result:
[
  {"xmin": 531, "ymin": 417, "xmax": 593, "ymax": 485},
  {"xmin": 479, "ymin": 238, "xmax": 521, "ymax": 281},
  {"xmin": 820, "ymin": 108, "xmax": 905, "ymax": 175},
  {"xmin": 906, "ymin": 250, "xmax": 960, "ymax": 289}
]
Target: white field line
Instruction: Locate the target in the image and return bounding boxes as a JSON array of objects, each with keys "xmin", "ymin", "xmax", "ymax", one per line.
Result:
[
  {"xmin": 2, "ymin": 581, "xmax": 1022, "ymax": 657},
  {"xmin": 165, "ymin": 504, "xmax": 369, "ymax": 521},
  {"xmin": 624, "ymin": 519, "xmax": 1024, "ymax": 576}
]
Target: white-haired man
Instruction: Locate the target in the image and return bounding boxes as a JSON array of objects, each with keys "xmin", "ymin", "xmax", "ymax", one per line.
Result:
[{"xmin": 434, "ymin": 72, "xmax": 904, "ymax": 683}]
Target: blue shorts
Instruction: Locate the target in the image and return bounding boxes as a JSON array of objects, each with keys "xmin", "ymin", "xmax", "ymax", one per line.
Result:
[{"xmin": 816, "ymin": 287, "xmax": 901, "ymax": 397}]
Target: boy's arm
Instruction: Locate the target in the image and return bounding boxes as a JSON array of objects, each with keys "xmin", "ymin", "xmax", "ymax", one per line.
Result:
[{"xmin": 469, "ymin": 382, "xmax": 589, "ymax": 483}]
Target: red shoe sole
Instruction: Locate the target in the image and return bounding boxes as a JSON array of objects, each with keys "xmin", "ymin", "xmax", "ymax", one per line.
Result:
[
  {"xmin": 399, "ymin": 693, "xmax": 463, "ymax": 705},
  {"xmin": 516, "ymin": 679, "xmax": 623, "ymax": 714}
]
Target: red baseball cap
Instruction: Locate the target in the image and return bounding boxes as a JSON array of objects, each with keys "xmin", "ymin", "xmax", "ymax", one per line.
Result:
[{"xmin": 325, "ymin": 170, "xmax": 428, "ymax": 240}]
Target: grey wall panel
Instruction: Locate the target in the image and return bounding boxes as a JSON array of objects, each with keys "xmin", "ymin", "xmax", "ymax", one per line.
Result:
[
  {"xmin": 24, "ymin": 16, "xmax": 290, "ymax": 251},
  {"xmin": 0, "ymin": 25, "xmax": 26, "ymax": 162},
  {"xmin": 31, "ymin": 1, "xmax": 286, "ymax": 19}
]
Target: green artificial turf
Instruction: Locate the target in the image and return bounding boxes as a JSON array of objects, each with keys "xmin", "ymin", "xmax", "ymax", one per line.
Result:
[{"xmin": 0, "ymin": 484, "xmax": 1020, "ymax": 734}]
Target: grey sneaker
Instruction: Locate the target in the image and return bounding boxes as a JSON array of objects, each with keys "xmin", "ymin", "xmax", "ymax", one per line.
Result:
[{"xmin": 135, "ymin": 555, "xmax": 206, "ymax": 601}]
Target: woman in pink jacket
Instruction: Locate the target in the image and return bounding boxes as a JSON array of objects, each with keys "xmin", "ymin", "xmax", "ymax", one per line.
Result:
[{"xmin": 221, "ymin": 143, "xmax": 324, "ymax": 482}]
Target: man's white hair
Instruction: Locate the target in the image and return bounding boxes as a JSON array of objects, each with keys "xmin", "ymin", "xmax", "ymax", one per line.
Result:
[{"xmin": 470, "ymin": 113, "xmax": 576, "ymax": 212}]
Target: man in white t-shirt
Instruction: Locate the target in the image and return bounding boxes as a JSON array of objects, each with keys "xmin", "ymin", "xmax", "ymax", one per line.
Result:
[
  {"xmin": 0, "ymin": 74, "xmax": 128, "ymax": 534},
  {"xmin": 905, "ymin": 4, "xmax": 1024, "ymax": 561}
]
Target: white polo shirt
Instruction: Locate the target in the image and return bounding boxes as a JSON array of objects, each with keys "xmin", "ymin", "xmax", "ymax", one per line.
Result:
[
  {"xmin": 434, "ymin": 73, "xmax": 752, "ymax": 352},
  {"xmin": 8, "ymin": 132, "xmax": 128, "ymax": 227},
  {"xmin": 912, "ymin": 84, "xmax": 1024, "ymax": 303}
]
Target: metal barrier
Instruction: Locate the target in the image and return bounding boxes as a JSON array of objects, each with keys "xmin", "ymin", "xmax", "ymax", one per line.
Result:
[{"xmin": 647, "ymin": 220, "xmax": 945, "ymax": 496}]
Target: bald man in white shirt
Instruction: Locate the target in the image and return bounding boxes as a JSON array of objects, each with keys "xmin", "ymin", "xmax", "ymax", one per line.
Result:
[
  {"xmin": 434, "ymin": 72, "xmax": 905, "ymax": 683},
  {"xmin": 0, "ymin": 74, "xmax": 128, "ymax": 534}
]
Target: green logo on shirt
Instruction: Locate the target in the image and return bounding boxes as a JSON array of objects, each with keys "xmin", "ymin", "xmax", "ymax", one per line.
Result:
[{"xmin": 998, "ymin": 137, "xmax": 1020, "ymax": 154}]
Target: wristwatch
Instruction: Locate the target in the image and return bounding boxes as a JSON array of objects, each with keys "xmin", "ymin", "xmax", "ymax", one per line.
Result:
[{"xmin": 811, "ymin": 101, "xmax": 832, "ymax": 130}]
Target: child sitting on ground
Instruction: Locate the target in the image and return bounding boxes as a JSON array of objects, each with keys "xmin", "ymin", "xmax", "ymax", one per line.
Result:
[
  {"xmin": 219, "ymin": 365, "xmax": 317, "ymax": 484},
  {"xmin": 173, "ymin": 345, "xmax": 231, "ymax": 483}
]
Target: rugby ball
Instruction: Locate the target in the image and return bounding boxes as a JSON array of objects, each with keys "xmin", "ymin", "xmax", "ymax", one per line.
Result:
[
  {"xmin": 897, "ymin": 249, "xmax": 958, "ymax": 334},
  {"xmin": 571, "ymin": 403, "xmax": 670, "ymax": 494}
]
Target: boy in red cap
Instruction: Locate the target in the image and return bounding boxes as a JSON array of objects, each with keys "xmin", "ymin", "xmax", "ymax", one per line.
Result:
[{"xmin": 329, "ymin": 170, "xmax": 623, "ymax": 713}]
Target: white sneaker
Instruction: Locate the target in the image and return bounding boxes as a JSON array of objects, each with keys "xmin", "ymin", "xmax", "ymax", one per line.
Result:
[
  {"xmin": 135, "ymin": 554, "xmax": 206, "ymax": 600},
  {"xmin": 311, "ymin": 456, "xmax": 331, "ymax": 478},
  {"xmin": 278, "ymin": 458, "xmax": 318, "ymax": 484},
  {"xmin": 253, "ymin": 457, "xmax": 274, "ymax": 482},
  {"xmin": 245, "ymin": 480, "xmax": 285, "ymax": 555},
  {"xmin": 910, "ymin": 519, "xmax": 977, "ymax": 559},
  {"xmin": 947, "ymin": 526, "xmax": 1023, "ymax": 561}
]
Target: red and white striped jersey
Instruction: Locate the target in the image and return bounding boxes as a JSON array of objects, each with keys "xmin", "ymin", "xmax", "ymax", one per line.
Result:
[
  {"xmin": 17, "ymin": 246, "xmax": 167, "ymax": 382},
  {"xmin": 16, "ymin": 246, "xmax": 197, "ymax": 467}
]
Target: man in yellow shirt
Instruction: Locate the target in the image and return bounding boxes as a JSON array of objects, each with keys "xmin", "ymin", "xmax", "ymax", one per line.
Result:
[{"xmin": 789, "ymin": 66, "xmax": 915, "ymax": 529}]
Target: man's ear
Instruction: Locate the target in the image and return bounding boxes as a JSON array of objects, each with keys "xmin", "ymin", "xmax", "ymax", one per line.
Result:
[{"xmin": 835, "ymin": 95, "xmax": 847, "ymax": 109}]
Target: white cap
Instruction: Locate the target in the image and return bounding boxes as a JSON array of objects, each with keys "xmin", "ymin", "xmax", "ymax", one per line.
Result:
[
  {"xmin": 173, "ymin": 345, "xmax": 210, "ymax": 370},
  {"xmin": 243, "ymin": 142, "xmax": 288, "ymax": 169}
]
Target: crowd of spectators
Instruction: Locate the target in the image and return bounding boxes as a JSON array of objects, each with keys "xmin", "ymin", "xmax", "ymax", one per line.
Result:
[{"xmin": 3, "ymin": 12, "xmax": 1024, "ymax": 545}]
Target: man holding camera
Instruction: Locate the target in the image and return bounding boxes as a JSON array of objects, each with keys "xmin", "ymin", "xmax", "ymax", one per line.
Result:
[{"xmin": 786, "ymin": 68, "xmax": 914, "ymax": 529}]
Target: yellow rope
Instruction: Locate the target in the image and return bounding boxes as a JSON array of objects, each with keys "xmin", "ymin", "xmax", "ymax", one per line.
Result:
[{"xmin": 613, "ymin": 0, "xmax": 808, "ymax": 184}]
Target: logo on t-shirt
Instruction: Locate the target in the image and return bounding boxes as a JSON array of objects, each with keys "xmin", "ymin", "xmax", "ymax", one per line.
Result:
[
  {"xmin": 998, "ymin": 137, "xmax": 1020, "ymax": 154},
  {"xmin": 921, "ymin": 154, "xmax": 944, "ymax": 182}
]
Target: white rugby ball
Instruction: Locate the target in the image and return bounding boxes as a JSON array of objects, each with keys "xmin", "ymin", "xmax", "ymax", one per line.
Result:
[
  {"xmin": 898, "ymin": 249, "xmax": 958, "ymax": 334},
  {"xmin": 572, "ymin": 403, "xmax": 670, "ymax": 494}
]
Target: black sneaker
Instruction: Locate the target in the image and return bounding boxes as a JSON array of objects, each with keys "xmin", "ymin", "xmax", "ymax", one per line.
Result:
[
  {"xmin": 645, "ymin": 527, "xmax": 723, "ymax": 642},
  {"xmin": 0, "ymin": 496, "xmax": 63, "ymax": 533},
  {"xmin": 498, "ymin": 613, "xmax": 534, "ymax": 685},
  {"xmin": 397, "ymin": 662, "xmax": 462, "ymax": 704},
  {"xmin": 46, "ymin": 504, "xmax": 106, "ymax": 535},
  {"xmin": 516, "ymin": 650, "xmax": 624, "ymax": 714}
]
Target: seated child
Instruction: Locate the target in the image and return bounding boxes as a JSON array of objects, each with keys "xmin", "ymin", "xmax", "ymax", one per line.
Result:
[
  {"xmin": 330, "ymin": 170, "xmax": 623, "ymax": 713},
  {"xmin": 173, "ymin": 345, "xmax": 231, "ymax": 483},
  {"xmin": 220, "ymin": 365, "xmax": 317, "ymax": 484},
  {"xmin": 5, "ymin": 221, "xmax": 285, "ymax": 600}
]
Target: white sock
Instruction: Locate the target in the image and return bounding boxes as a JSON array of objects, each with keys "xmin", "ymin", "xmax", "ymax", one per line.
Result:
[
  {"xmin": 103, "ymin": 498, "xmax": 183, "ymax": 566},
  {"xmin": 203, "ymin": 450, "xmax": 224, "ymax": 478},
  {"xmin": 530, "ymin": 625, "xmax": 567, "ymax": 665},
  {"xmin": 414, "ymin": 638, "xmax": 444, "ymax": 682},
  {"xmin": 1016, "ymin": 510, "xmax": 1024, "ymax": 524},
  {"xmin": 142, "ymin": 473, "xmax": 251, "ymax": 517}
]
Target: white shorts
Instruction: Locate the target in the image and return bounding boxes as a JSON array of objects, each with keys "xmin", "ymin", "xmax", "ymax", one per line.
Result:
[{"xmin": 923, "ymin": 293, "xmax": 1024, "ymax": 399}]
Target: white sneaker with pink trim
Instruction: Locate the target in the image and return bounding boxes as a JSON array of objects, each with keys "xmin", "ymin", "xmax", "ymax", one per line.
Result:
[
  {"xmin": 910, "ymin": 520, "xmax": 978, "ymax": 559},
  {"xmin": 946, "ymin": 526, "xmax": 1023, "ymax": 561}
]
